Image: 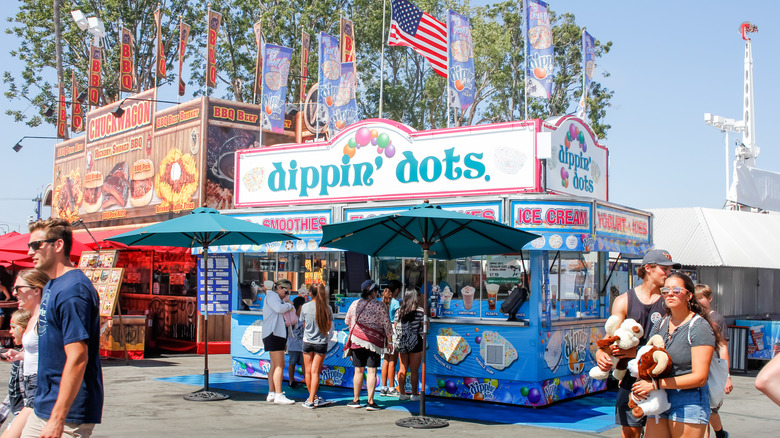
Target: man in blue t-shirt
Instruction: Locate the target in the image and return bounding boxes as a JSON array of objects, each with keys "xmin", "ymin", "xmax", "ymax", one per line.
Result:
[{"xmin": 23, "ymin": 218, "xmax": 103, "ymax": 438}]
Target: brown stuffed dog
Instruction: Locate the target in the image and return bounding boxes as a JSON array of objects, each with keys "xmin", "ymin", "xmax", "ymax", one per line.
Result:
[{"xmin": 626, "ymin": 335, "xmax": 673, "ymax": 418}]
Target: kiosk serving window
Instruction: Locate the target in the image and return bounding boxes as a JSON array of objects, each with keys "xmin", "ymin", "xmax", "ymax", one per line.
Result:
[{"xmin": 548, "ymin": 251, "xmax": 599, "ymax": 320}]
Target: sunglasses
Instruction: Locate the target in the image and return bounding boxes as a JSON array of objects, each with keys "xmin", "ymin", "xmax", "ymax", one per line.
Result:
[
  {"xmin": 13, "ymin": 285, "xmax": 35, "ymax": 294},
  {"xmin": 660, "ymin": 286, "xmax": 687, "ymax": 296},
  {"xmin": 28, "ymin": 238, "xmax": 58, "ymax": 251}
]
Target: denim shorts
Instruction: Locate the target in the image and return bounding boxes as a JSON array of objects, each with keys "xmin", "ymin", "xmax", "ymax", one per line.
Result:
[
  {"xmin": 288, "ymin": 350, "xmax": 304, "ymax": 367},
  {"xmin": 656, "ymin": 386, "xmax": 710, "ymax": 425}
]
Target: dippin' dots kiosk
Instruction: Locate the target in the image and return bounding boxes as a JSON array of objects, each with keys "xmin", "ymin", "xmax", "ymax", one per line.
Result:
[{"xmin": 225, "ymin": 116, "xmax": 653, "ymax": 406}]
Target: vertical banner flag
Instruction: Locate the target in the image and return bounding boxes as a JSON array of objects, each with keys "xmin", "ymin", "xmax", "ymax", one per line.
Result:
[
  {"xmin": 56, "ymin": 80, "xmax": 68, "ymax": 139},
  {"xmin": 154, "ymin": 9, "xmax": 166, "ymax": 78},
  {"xmin": 328, "ymin": 63, "xmax": 358, "ymax": 137},
  {"xmin": 389, "ymin": 0, "xmax": 448, "ymax": 78},
  {"xmin": 206, "ymin": 11, "xmax": 222, "ymax": 88},
  {"xmin": 252, "ymin": 20, "xmax": 263, "ymax": 99},
  {"xmin": 318, "ymin": 32, "xmax": 340, "ymax": 131},
  {"xmin": 260, "ymin": 44, "xmax": 293, "ymax": 134},
  {"xmin": 71, "ymin": 73, "xmax": 83, "ymax": 133},
  {"xmin": 300, "ymin": 31, "xmax": 310, "ymax": 102},
  {"xmin": 119, "ymin": 28, "xmax": 134, "ymax": 92},
  {"xmin": 340, "ymin": 18, "xmax": 356, "ymax": 65},
  {"xmin": 524, "ymin": 0, "xmax": 554, "ymax": 98},
  {"xmin": 446, "ymin": 10, "xmax": 475, "ymax": 111},
  {"xmin": 577, "ymin": 30, "xmax": 595, "ymax": 119},
  {"xmin": 178, "ymin": 20, "xmax": 190, "ymax": 96},
  {"xmin": 87, "ymin": 45, "xmax": 101, "ymax": 105}
]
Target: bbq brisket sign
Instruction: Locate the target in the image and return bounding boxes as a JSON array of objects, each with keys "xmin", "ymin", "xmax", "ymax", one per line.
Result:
[{"xmin": 52, "ymin": 88, "xmax": 204, "ymax": 228}]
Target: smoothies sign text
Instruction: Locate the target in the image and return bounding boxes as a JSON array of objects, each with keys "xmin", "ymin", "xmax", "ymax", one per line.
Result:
[{"xmin": 236, "ymin": 121, "xmax": 537, "ymax": 207}]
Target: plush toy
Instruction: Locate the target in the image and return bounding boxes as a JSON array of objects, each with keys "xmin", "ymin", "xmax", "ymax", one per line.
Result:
[
  {"xmin": 588, "ymin": 315, "xmax": 644, "ymax": 381},
  {"xmin": 626, "ymin": 335, "xmax": 673, "ymax": 418}
]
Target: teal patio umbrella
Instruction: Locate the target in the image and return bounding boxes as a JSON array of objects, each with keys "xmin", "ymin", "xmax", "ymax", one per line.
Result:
[
  {"xmin": 108, "ymin": 207, "xmax": 298, "ymax": 401},
  {"xmin": 319, "ymin": 201, "xmax": 539, "ymax": 428}
]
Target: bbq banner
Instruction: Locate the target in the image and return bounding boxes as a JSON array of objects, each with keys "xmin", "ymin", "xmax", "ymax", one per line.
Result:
[
  {"xmin": 71, "ymin": 73, "xmax": 84, "ymax": 133},
  {"xmin": 340, "ymin": 18, "xmax": 355, "ymax": 64},
  {"xmin": 57, "ymin": 80, "xmax": 68, "ymax": 139},
  {"xmin": 154, "ymin": 9, "xmax": 167, "ymax": 79},
  {"xmin": 327, "ymin": 63, "xmax": 357, "ymax": 137},
  {"xmin": 318, "ymin": 32, "xmax": 340, "ymax": 131},
  {"xmin": 120, "ymin": 27, "xmax": 134, "ymax": 92},
  {"xmin": 252, "ymin": 20, "xmax": 263, "ymax": 99},
  {"xmin": 88, "ymin": 45, "xmax": 102, "ymax": 105},
  {"xmin": 447, "ymin": 10, "xmax": 475, "ymax": 111},
  {"xmin": 524, "ymin": 0, "xmax": 554, "ymax": 99},
  {"xmin": 300, "ymin": 31, "xmax": 310, "ymax": 102},
  {"xmin": 52, "ymin": 88, "xmax": 204, "ymax": 227},
  {"xmin": 179, "ymin": 21, "xmax": 190, "ymax": 96},
  {"xmin": 260, "ymin": 44, "xmax": 293, "ymax": 134},
  {"xmin": 206, "ymin": 10, "xmax": 222, "ymax": 88}
]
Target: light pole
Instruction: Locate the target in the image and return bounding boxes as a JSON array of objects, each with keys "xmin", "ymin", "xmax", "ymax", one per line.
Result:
[{"xmin": 704, "ymin": 113, "xmax": 744, "ymax": 200}]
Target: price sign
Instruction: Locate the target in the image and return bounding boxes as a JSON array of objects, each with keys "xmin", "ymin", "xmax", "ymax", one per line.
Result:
[{"xmin": 197, "ymin": 254, "xmax": 233, "ymax": 315}]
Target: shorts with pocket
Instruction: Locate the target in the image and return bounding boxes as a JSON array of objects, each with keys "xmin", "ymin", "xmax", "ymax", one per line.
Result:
[
  {"xmin": 22, "ymin": 373, "xmax": 36, "ymax": 408},
  {"xmin": 263, "ymin": 334, "xmax": 287, "ymax": 352},
  {"xmin": 655, "ymin": 386, "xmax": 710, "ymax": 425},
  {"xmin": 302, "ymin": 342, "xmax": 328, "ymax": 355},
  {"xmin": 288, "ymin": 350, "xmax": 304, "ymax": 367},
  {"xmin": 350, "ymin": 347, "xmax": 381, "ymax": 368}
]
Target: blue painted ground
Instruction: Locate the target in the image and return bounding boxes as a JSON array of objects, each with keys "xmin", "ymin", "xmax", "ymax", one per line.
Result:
[{"xmin": 157, "ymin": 372, "xmax": 619, "ymax": 433}]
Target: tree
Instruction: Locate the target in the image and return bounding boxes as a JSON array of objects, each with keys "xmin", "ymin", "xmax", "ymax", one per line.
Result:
[
  {"xmin": 4, "ymin": 0, "xmax": 194, "ymax": 127},
  {"xmin": 5, "ymin": 0, "xmax": 614, "ymax": 139}
]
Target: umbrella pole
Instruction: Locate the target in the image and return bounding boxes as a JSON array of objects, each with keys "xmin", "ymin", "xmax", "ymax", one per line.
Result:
[
  {"xmin": 396, "ymin": 246, "xmax": 448, "ymax": 429},
  {"xmin": 204, "ymin": 247, "xmax": 209, "ymax": 391},
  {"xmin": 184, "ymin": 245, "xmax": 228, "ymax": 401}
]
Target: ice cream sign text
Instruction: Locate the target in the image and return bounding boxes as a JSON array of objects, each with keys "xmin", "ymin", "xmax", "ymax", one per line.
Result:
[{"xmin": 513, "ymin": 202, "xmax": 591, "ymax": 231}]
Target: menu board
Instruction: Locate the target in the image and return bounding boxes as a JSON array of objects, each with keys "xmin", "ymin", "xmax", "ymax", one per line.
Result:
[
  {"xmin": 197, "ymin": 254, "xmax": 232, "ymax": 315},
  {"xmin": 78, "ymin": 250, "xmax": 124, "ymax": 317}
]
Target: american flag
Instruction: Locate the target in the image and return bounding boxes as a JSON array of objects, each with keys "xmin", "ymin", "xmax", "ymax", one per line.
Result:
[{"xmin": 389, "ymin": 0, "xmax": 448, "ymax": 78}]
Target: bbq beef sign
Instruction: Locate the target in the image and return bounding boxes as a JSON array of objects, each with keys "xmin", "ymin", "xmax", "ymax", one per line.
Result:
[{"xmin": 52, "ymin": 89, "xmax": 205, "ymax": 227}]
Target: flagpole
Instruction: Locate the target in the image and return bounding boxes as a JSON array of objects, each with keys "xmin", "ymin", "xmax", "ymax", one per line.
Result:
[
  {"xmin": 154, "ymin": 3, "xmax": 160, "ymax": 93},
  {"xmin": 379, "ymin": 0, "xmax": 387, "ymax": 118},
  {"xmin": 523, "ymin": 0, "xmax": 528, "ymax": 121},
  {"xmin": 259, "ymin": 41, "xmax": 264, "ymax": 147},
  {"xmin": 178, "ymin": 16, "xmax": 183, "ymax": 103},
  {"xmin": 203, "ymin": 4, "xmax": 210, "ymax": 98},
  {"xmin": 446, "ymin": 10, "xmax": 451, "ymax": 128},
  {"xmin": 581, "ymin": 28, "xmax": 585, "ymax": 118}
]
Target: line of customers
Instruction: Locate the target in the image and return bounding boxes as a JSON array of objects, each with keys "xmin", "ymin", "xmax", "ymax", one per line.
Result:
[{"xmin": 260, "ymin": 278, "xmax": 426, "ymax": 411}]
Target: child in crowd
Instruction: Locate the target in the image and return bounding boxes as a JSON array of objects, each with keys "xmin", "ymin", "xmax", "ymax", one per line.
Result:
[
  {"xmin": 287, "ymin": 297, "xmax": 306, "ymax": 389},
  {"xmin": 0, "ymin": 309, "xmax": 31, "ymax": 432}
]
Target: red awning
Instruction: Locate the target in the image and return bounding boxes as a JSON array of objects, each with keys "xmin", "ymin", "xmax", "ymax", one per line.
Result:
[{"xmin": 73, "ymin": 227, "xmax": 190, "ymax": 253}]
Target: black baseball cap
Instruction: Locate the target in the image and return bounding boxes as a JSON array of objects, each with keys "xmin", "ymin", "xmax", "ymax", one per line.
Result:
[
  {"xmin": 641, "ymin": 249, "xmax": 681, "ymax": 269},
  {"xmin": 361, "ymin": 279, "xmax": 378, "ymax": 292}
]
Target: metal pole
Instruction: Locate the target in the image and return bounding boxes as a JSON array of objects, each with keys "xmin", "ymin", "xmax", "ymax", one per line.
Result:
[
  {"xmin": 725, "ymin": 131, "xmax": 730, "ymax": 198},
  {"xmin": 203, "ymin": 247, "xmax": 210, "ymax": 391},
  {"xmin": 379, "ymin": 0, "xmax": 387, "ymax": 118},
  {"xmin": 420, "ymin": 247, "xmax": 428, "ymax": 417},
  {"xmin": 53, "ymin": 0, "xmax": 63, "ymax": 84}
]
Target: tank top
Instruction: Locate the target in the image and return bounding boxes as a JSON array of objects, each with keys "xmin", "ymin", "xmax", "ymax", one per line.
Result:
[
  {"xmin": 22, "ymin": 323, "xmax": 39, "ymax": 377},
  {"xmin": 619, "ymin": 288, "xmax": 665, "ymax": 390},
  {"xmin": 626, "ymin": 287, "xmax": 666, "ymax": 345}
]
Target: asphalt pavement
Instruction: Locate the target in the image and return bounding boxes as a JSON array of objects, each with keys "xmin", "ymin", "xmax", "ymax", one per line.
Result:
[{"xmin": 0, "ymin": 354, "xmax": 777, "ymax": 437}]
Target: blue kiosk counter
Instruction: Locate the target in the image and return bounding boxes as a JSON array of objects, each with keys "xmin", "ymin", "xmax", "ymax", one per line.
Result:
[{"xmin": 225, "ymin": 117, "xmax": 653, "ymax": 406}]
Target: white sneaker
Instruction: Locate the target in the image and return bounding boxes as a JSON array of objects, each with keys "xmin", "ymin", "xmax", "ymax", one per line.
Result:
[
  {"xmin": 410, "ymin": 394, "xmax": 420, "ymax": 401},
  {"xmin": 266, "ymin": 392, "xmax": 275, "ymax": 402},
  {"xmin": 274, "ymin": 392, "xmax": 295, "ymax": 405}
]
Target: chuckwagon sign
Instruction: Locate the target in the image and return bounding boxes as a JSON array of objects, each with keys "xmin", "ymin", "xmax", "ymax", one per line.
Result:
[{"xmin": 235, "ymin": 120, "xmax": 539, "ymax": 207}]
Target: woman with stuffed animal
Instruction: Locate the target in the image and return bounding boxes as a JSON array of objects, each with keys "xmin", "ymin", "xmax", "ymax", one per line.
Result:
[{"xmin": 631, "ymin": 272, "xmax": 723, "ymax": 437}]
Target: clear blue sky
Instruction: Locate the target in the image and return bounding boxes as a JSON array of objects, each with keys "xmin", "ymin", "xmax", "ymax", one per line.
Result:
[{"xmin": 1, "ymin": 1, "xmax": 778, "ymax": 233}]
